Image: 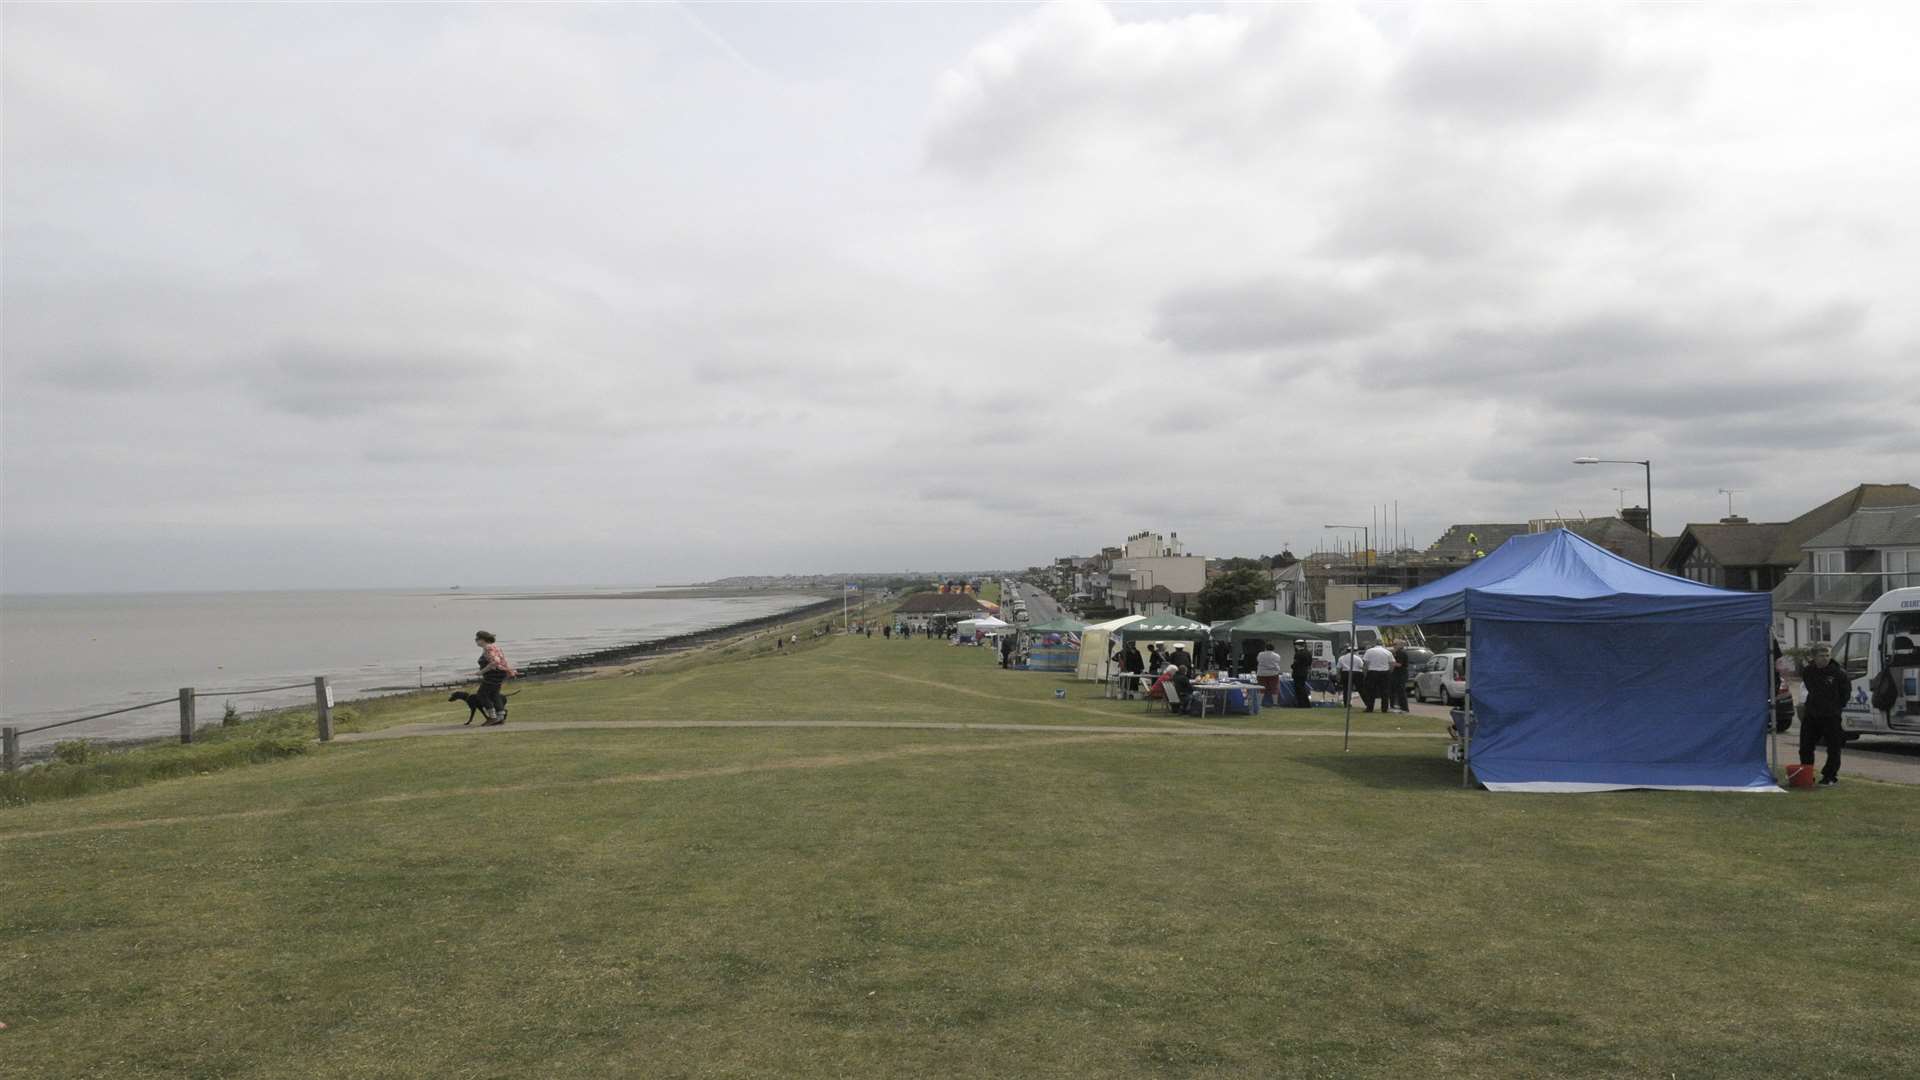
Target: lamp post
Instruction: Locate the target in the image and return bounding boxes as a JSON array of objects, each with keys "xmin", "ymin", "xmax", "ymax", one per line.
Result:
[
  {"xmin": 1573, "ymin": 457, "xmax": 1653, "ymax": 566},
  {"xmin": 1324, "ymin": 524, "xmax": 1369, "ymax": 572}
]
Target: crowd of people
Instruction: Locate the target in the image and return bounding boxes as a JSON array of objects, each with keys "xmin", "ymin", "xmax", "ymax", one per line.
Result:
[{"xmin": 1334, "ymin": 642, "xmax": 1417, "ymax": 714}]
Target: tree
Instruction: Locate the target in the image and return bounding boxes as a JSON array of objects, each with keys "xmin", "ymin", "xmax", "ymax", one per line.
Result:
[
  {"xmin": 1194, "ymin": 567, "xmax": 1272, "ymax": 623},
  {"xmin": 1213, "ymin": 556, "xmax": 1268, "ymax": 575}
]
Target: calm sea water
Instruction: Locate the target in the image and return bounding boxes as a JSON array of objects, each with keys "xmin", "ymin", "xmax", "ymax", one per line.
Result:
[{"xmin": 0, "ymin": 587, "xmax": 820, "ymax": 749}]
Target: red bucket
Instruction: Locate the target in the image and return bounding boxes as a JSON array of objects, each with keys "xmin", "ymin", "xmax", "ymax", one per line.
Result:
[{"xmin": 1785, "ymin": 763, "xmax": 1817, "ymax": 789}]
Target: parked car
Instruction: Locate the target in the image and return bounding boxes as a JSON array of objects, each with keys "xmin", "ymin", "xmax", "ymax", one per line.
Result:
[{"xmin": 1414, "ymin": 650, "xmax": 1468, "ymax": 706}]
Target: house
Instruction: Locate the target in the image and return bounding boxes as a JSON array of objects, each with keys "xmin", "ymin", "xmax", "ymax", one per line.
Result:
[
  {"xmin": 1664, "ymin": 519, "xmax": 1791, "ymax": 590},
  {"xmin": 894, "ymin": 591, "xmax": 988, "ymax": 631},
  {"xmin": 1663, "ymin": 483, "xmax": 1920, "ymax": 595},
  {"xmin": 1108, "ymin": 555, "xmax": 1207, "ymax": 613},
  {"xmin": 1260, "ymin": 562, "xmax": 1310, "ymax": 617},
  {"xmin": 1773, "ymin": 502, "xmax": 1920, "ymax": 646},
  {"xmin": 1126, "ymin": 584, "xmax": 1182, "ymax": 617}
]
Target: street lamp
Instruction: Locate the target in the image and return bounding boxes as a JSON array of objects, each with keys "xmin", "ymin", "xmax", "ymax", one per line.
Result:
[
  {"xmin": 1324, "ymin": 524, "xmax": 1370, "ymax": 572},
  {"xmin": 1572, "ymin": 457, "xmax": 1653, "ymax": 566}
]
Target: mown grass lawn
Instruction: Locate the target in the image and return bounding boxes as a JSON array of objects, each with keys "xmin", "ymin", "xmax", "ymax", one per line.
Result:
[{"xmin": 3, "ymin": 632, "xmax": 1916, "ymax": 1078}]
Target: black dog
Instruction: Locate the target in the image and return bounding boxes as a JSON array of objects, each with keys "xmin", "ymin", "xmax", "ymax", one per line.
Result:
[{"xmin": 448, "ymin": 690, "xmax": 506, "ymax": 726}]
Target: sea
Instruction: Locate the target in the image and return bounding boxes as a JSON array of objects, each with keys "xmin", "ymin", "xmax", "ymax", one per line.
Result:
[{"xmin": 0, "ymin": 586, "xmax": 822, "ymax": 750}]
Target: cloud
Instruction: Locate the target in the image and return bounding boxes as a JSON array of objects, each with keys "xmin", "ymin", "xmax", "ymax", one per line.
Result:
[
  {"xmin": 242, "ymin": 346, "xmax": 509, "ymax": 418},
  {"xmin": 1151, "ymin": 277, "xmax": 1388, "ymax": 353},
  {"xmin": 2, "ymin": 2, "xmax": 1917, "ymax": 591},
  {"xmin": 1391, "ymin": 15, "xmax": 1614, "ymax": 126}
]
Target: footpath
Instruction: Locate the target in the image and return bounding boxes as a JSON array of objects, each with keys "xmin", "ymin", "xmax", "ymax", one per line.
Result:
[
  {"xmin": 334, "ymin": 708, "xmax": 1920, "ymax": 787},
  {"xmin": 334, "ymin": 719, "xmax": 1446, "ymax": 744}
]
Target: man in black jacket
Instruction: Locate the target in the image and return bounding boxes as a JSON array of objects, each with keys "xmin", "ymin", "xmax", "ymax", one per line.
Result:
[
  {"xmin": 1291, "ymin": 642, "xmax": 1315, "ymax": 708},
  {"xmin": 1799, "ymin": 643, "xmax": 1852, "ymax": 786}
]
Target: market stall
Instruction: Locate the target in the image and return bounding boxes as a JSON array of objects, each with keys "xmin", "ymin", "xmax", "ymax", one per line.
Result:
[{"xmin": 1354, "ymin": 529, "xmax": 1775, "ymax": 793}]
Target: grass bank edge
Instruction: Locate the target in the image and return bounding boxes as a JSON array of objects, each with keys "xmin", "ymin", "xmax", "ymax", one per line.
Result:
[{"xmin": 0, "ymin": 599, "xmax": 895, "ymax": 808}]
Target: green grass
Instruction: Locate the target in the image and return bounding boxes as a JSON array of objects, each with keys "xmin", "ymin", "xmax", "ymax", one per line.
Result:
[{"xmin": 2, "ymin": 629, "xmax": 1916, "ymax": 1078}]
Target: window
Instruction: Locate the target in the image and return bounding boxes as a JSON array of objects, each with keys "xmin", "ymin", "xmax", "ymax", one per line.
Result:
[
  {"xmin": 1886, "ymin": 549, "xmax": 1918, "ymax": 591},
  {"xmin": 1812, "ymin": 550, "xmax": 1844, "ymax": 599},
  {"xmin": 1833, "ymin": 631, "xmax": 1871, "ymax": 680}
]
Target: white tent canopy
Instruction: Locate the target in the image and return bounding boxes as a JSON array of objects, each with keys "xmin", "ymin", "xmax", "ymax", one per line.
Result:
[
  {"xmin": 957, "ymin": 616, "xmax": 1014, "ymax": 636},
  {"xmin": 1075, "ymin": 614, "xmax": 1147, "ymax": 681}
]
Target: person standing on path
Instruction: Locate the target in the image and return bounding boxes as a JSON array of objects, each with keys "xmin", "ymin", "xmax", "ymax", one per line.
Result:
[
  {"xmin": 1799, "ymin": 642, "xmax": 1852, "ymax": 786},
  {"xmin": 1337, "ymin": 647, "xmax": 1361, "ymax": 706},
  {"xmin": 473, "ymin": 630, "xmax": 517, "ymax": 726},
  {"xmin": 1291, "ymin": 641, "xmax": 1314, "ymax": 708},
  {"xmin": 1390, "ymin": 644, "xmax": 1411, "ymax": 713},
  {"xmin": 1361, "ymin": 642, "xmax": 1395, "ymax": 713},
  {"xmin": 1254, "ymin": 641, "xmax": 1285, "ymax": 706}
]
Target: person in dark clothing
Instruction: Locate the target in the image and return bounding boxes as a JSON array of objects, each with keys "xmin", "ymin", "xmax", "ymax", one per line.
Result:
[
  {"xmin": 1123, "ymin": 644, "xmax": 1146, "ymax": 674},
  {"xmin": 1170, "ymin": 645, "xmax": 1193, "ymax": 670},
  {"xmin": 1000, "ymin": 636, "xmax": 1013, "ymax": 668},
  {"xmin": 1148, "ymin": 645, "xmax": 1166, "ymax": 671},
  {"xmin": 1799, "ymin": 643, "xmax": 1852, "ymax": 785},
  {"xmin": 1291, "ymin": 642, "xmax": 1314, "ymax": 708},
  {"xmin": 1170, "ymin": 665, "xmax": 1196, "ymax": 714},
  {"xmin": 1390, "ymin": 645, "xmax": 1411, "ymax": 712}
]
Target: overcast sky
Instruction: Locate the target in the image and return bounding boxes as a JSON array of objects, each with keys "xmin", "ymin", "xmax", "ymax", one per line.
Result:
[{"xmin": 4, "ymin": 2, "xmax": 1917, "ymax": 592}]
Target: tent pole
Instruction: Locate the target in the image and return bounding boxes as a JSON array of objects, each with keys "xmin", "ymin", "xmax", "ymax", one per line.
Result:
[
  {"xmin": 1462, "ymin": 618, "xmax": 1473, "ymax": 789},
  {"xmin": 1766, "ymin": 646, "xmax": 1778, "ymax": 780},
  {"xmin": 1342, "ymin": 637, "xmax": 1352, "ymax": 751}
]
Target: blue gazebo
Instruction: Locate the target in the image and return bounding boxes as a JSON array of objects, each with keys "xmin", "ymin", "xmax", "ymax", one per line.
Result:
[{"xmin": 1356, "ymin": 529, "xmax": 1775, "ymax": 793}]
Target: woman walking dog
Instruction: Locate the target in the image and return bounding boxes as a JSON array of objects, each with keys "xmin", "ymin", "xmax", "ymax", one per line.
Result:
[{"xmin": 473, "ymin": 630, "xmax": 517, "ymax": 726}]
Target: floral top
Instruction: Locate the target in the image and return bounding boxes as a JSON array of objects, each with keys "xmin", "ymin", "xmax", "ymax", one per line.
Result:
[{"xmin": 479, "ymin": 642, "xmax": 518, "ymax": 678}]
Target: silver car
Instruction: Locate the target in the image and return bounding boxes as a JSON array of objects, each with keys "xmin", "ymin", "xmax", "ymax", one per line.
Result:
[{"xmin": 1414, "ymin": 651, "xmax": 1468, "ymax": 706}]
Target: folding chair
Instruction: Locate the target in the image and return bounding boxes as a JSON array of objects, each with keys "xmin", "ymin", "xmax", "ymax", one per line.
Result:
[{"xmin": 1153, "ymin": 682, "xmax": 1182, "ymax": 716}]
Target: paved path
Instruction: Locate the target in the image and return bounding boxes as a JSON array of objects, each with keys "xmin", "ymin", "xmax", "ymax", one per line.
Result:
[
  {"xmin": 335, "ymin": 718, "xmax": 1445, "ymax": 745},
  {"xmin": 1772, "ymin": 733, "xmax": 1920, "ymax": 787}
]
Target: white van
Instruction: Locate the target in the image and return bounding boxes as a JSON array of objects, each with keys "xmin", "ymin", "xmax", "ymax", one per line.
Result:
[
  {"xmin": 1831, "ymin": 586, "xmax": 1920, "ymax": 740},
  {"xmin": 1304, "ymin": 622, "xmax": 1428, "ymax": 678}
]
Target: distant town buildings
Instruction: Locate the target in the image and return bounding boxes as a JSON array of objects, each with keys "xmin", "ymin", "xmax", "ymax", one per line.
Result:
[{"xmin": 1042, "ymin": 484, "xmax": 1917, "ymax": 645}]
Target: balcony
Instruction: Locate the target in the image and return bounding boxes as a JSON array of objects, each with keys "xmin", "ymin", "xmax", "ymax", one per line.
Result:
[{"xmin": 1772, "ymin": 571, "xmax": 1919, "ymax": 612}]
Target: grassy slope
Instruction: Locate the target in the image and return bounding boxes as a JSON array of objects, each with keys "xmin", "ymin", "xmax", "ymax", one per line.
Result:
[{"xmin": 2, "ymin": 634, "xmax": 1916, "ymax": 1079}]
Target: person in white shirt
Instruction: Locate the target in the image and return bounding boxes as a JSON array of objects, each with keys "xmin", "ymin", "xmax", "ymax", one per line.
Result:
[
  {"xmin": 1254, "ymin": 642, "xmax": 1286, "ymax": 706},
  {"xmin": 1362, "ymin": 643, "xmax": 1395, "ymax": 713},
  {"xmin": 1337, "ymin": 648, "xmax": 1362, "ymax": 706}
]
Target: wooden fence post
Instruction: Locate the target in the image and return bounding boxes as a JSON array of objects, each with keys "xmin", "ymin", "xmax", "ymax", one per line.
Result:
[
  {"xmin": 2, "ymin": 727, "xmax": 18, "ymax": 772},
  {"xmin": 178, "ymin": 687, "xmax": 196, "ymax": 744},
  {"xmin": 314, "ymin": 676, "xmax": 333, "ymax": 742}
]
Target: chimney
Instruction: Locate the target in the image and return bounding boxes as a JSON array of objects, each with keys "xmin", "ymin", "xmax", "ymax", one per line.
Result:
[
  {"xmin": 1621, "ymin": 506, "xmax": 1651, "ymax": 532},
  {"xmin": 1720, "ymin": 515, "xmax": 1749, "ymax": 524}
]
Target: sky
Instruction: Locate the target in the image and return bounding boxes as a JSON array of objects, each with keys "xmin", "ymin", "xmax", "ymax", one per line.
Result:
[{"xmin": 3, "ymin": 1, "xmax": 1917, "ymax": 592}]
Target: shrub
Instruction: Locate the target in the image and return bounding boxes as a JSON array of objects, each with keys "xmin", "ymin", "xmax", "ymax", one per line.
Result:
[
  {"xmin": 223, "ymin": 702, "xmax": 242, "ymax": 726},
  {"xmin": 0, "ymin": 733, "xmax": 313, "ymax": 806},
  {"xmin": 52, "ymin": 740, "xmax": 96, "ymax": 766}
]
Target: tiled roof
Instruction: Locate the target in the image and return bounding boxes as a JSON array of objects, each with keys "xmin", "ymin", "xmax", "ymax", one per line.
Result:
[
  {"xmin": 1649, "ymin": 536, "xmax": 1681, "ymax": 568},
  {"xmin": 1802, "ymin": 504, "xmax": 1920, "ymax": 550},
  {"xmin": 1674, "ymin": 523, "xmax": 1791, "ymax": 569},
  {"xmin": 1565, "ymin": 517, "xmax": 1662, "ymax": 565},
  {"xmin": 1426, "ymin": 524, "xmax": 1530, "ymax": 560},
  {"xmin": 1773, "ymin": 484, "xmax": 1920, "ymax": 562}
]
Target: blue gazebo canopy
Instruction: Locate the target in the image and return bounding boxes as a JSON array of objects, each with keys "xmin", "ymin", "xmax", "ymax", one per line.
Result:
[{"xmin": 1355, "ymin": 530, "xmax": 1774, "ymax": 794}]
